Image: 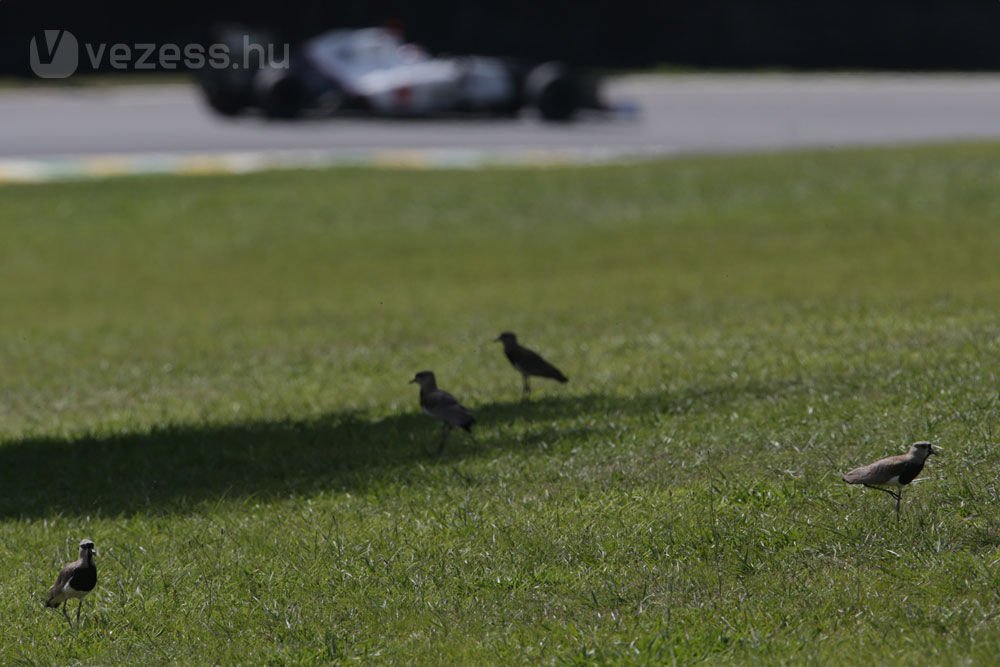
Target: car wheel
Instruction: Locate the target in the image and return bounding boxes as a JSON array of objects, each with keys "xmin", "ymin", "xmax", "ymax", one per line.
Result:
[
  {"xmin": 526, "ymin": 62, "xmax": 581, "ymax": 123},
  {"xmin": 197, "ymin": 70, "xmax": 252, "ymax": 116},
  {"xmin": 255, "ymin": 69, "xmax": 305, "ymax": 120},
  {"xmin": 202, "ymin": 89, "xmax": 248, "ymax": 117}
]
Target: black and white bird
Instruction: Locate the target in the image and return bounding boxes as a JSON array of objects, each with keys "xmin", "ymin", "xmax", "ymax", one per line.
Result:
[
  {"xmin": 843, "ymin": 441, "xmax": 936, "ymax": 517},
  {"xmin": 46, "ymin": 538, "xmax": 97, "ymax": 625},
  {"xmin": 410, "ymin": 371, "xmax": 475, "ymax": 454},
  {"xmin": 495, "ymin": 332, "xmax": 568, "ymax": 398}
]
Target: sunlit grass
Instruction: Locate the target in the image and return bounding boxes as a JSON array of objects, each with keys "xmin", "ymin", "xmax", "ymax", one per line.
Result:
[{"xmin": 1, "ymin": 143, "xmax": 998, "ymax": 664}]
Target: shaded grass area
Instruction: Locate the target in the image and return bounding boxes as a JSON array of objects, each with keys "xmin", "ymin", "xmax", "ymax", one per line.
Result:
[
  {"xmin": 0, "ymin": 394, "xmax": 648, "ymax": 518},
  {"xmin": 1, "ymin": 144, "xmax": 999, "ymax": 664}
]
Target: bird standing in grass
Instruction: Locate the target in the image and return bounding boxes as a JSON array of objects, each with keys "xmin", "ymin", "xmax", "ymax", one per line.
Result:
[
  {"xmin": 843, "ymin": 441, "xmax": 936, "ymax": 518},
  {"xmin": 495, "ymin": 332, "xmax": 568, "ymax": 398},
  {"xmin": 410, "ymin": 371, "xmax": 475, "ymax": 454},
  {"xmin": 46, "ymin": 538, "xmax": 97, "ymax": 625}
]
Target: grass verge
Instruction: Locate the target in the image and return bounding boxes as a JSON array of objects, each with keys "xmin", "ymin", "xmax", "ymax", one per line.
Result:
[{"xmin": 1, "ymin": 143, "xmax": 999, "ymax": 664}]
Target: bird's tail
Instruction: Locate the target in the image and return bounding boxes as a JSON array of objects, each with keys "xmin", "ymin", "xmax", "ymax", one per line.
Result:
[
  {"xmin": 543, "ymin": 367, "xmax": 568, "ymax": 383},
  {"xmin": 842, "ymin": 471, "xmax": 862, "ymax": 484}
]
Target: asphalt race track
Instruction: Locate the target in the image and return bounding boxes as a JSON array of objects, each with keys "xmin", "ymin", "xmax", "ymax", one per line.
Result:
[{"xmin": 3, "ymin": 74, "xmax": 1000, "ymax": 163}]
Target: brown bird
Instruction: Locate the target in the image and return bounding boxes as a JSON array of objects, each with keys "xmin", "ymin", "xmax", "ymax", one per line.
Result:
[
  {"xmin": 410, "ymin": 371, "xmax": 475, "ymax": 454},
  {"xmin": 46, "ymin": 538, "xmax": 97, "ymax": 625},
  {"xmin": 843, "ymin": 441, "xmax": 936, "ymax": 517},
  {"xmin": 495, "ymin": 332, "xmax": 568, "ymax": 398}
]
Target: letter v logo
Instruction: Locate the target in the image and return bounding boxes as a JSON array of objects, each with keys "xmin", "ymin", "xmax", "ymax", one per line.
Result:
[{"xmin": 30, "ymin": 29, "xmax": 79, "ymax": 78}]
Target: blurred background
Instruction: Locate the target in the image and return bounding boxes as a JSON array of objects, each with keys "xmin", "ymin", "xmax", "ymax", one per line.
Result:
[
  {"xmin": 3, "ymin": 0, "xmax": 1000, "ymax": 73},
  {"xmin": 3, "ymin": 1, "xmax": 1000, "ymax": 177}
]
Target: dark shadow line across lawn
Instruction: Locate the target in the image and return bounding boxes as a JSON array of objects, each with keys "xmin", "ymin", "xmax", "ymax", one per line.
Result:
[{"xmin": 0, "ymin": 378, "xmax": 807, "ymax": 519}]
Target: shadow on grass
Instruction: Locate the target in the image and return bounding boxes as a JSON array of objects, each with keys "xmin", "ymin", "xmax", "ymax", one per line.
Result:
[{"xmin": 0, "ymin": 379, "xmax": 806, "ymax": 519}]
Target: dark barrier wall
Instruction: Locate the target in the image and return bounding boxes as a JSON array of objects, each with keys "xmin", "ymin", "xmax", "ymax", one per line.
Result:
[{"xmin": 2, "ymin": 1, "xmax": 999, "ymax": 75}]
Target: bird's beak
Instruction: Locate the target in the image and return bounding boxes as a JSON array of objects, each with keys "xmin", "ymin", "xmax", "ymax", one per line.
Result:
[{"xmin": 408, "ymin": 378, "xmax": 416, "ymax": 384}]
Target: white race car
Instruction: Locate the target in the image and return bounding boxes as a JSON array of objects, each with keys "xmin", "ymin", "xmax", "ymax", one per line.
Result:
[{"xmin": 198, "ymin": 27, "xmax": 607, "ymax": 122}]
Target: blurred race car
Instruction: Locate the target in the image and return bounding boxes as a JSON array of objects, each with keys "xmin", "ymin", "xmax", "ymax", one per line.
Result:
[{"xmin": 198, "ymin": 26, "xmax": 608, "ymax": 122}]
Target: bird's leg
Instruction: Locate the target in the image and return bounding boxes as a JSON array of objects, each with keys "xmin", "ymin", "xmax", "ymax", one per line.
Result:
[
  {"xmin": 522, "ymin": 375, "xmax": 531, "ymax": 399},
  {"xmin": 76, "ymin": 598, "xmax": 83, "ymax": 624},
  {"xmin": 437, "ymin": 423, "xmax": 450, "ymax": 455},
  {"xmin": 863, "ymin": 483, "xmax": 903, "ymax": 518},
  {"xmin": 61, "ymin": 602, "xmax": 71, "ymax": 625},
  {"xmin": 863, "ymin": 483, "xmax": 900, "ymax": 501}
]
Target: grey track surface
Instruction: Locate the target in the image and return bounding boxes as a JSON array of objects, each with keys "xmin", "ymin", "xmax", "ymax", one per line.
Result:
[{"xmin": 3, "ymin": 74, "xmax": 1000, "ymax": 160}]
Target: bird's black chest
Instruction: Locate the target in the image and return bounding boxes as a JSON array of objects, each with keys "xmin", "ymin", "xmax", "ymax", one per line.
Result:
[
  {"xmin": 898, "ymin": 460, "xmax": 925, "ymax": 486},
  {"xmin": 504, "ymin": 347, "xmax": 524, "ymax": 369},
  {"xmin": 70, "ymin": 564, "xmax": 97, "ymax": 592}
]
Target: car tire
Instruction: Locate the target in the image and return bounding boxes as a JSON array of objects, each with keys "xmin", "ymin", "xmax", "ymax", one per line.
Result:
[
  {"xmin": 197, "ymin": 70, "xmax": 252, "ymax": 116},
  {"xmin": 202, "ymin": 89, "xmax": 249, "ymax": 117},
  {"xmin": 526, "ymin": 62, "xmax": 581, "ymax": 123},
  {"xmin": 255, "ymin": 69, "xmax": 305, "ymax": 120}
]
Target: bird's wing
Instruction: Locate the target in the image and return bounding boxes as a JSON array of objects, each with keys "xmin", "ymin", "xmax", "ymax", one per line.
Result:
[
  {"xmin": 46, "ymin": 562, "xmax": 74, "ymax": 606},
  {"xmin": 515, "ymin": 346, "xmax": 568, "ymax": 382},
  {"xmin": 425, "ymin": 390, "xmax": 475, "ymax": 429},
  {"xmin": 843, "ymin": 455, "xmax": 907, "ymax": 485}
]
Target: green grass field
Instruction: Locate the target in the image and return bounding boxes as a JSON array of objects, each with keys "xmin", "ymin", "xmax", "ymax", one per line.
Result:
[{"xmin": 1, "ymin": 144, "xmax": 999, "ymax": 664}]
